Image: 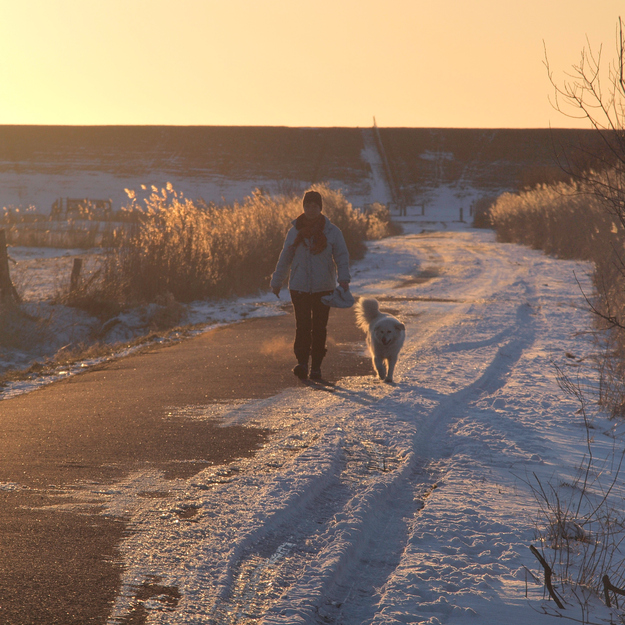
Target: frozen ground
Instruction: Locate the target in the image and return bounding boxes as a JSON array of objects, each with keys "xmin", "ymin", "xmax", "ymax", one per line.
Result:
[
  {"xmin": 1, "ymin": 246, "xmax": 286, "ymax": 398},
  {"xmin": 11, "ymin": 224, "xmax": 619, "ymax": 624}
]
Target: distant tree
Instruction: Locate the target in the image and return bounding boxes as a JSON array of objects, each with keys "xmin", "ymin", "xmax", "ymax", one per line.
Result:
[
  {"xmin": 545, "ymin": 18, "xmax": 625, "ymax": 336},
  {"xmin": 544, "ymin": 17, "xmax": 625, "ymax": 227}
]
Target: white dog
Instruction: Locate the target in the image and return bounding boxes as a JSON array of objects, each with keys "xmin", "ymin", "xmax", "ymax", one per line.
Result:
[{"xmin": 355, "ymin": 298, "xmax": 406, "ymax": 383}]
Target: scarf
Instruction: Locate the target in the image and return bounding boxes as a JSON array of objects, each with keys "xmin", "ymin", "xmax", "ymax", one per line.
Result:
[{"xmin": 291, "ymin": 214, "xmax": 327, "ymax": 255}]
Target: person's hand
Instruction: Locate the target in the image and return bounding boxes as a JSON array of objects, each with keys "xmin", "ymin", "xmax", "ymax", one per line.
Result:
[
  {"xmin": 272, "ymin": 286, "xmax": 281, "ymax": 298},
  {"xmin": 339, "ymin": 281, "xmax": 350, "ymax": 291}
]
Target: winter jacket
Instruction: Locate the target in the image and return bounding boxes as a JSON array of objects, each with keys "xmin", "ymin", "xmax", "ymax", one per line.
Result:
[{"xmin": 271, "ymin": 216, "xmax": 350, "ymax": 293}]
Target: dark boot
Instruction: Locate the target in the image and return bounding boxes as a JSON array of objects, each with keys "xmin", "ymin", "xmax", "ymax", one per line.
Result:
[
  {"xmin": 293, "ymin": 362, "xmax": 308, "ymax": 379},
  {"xmin": 310, "ymin": 354, "xmax": 324, "ymax": 380}
]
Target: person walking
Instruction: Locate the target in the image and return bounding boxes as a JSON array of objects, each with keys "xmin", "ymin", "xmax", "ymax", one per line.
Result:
[{"xmin": 271, "ymin": 190, "xmax": 350, "ymax": 380}]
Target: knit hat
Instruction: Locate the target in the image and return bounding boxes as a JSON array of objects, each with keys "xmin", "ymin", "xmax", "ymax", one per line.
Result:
[{"xmin": 303, "ymin": 190, "xmax": 323, "ymax": 210}]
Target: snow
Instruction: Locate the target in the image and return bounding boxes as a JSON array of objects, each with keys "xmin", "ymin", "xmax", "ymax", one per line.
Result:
[
  {"xmin": 5, "ymin": 221, "xmax": 624, "ymax": 623},
  {"xmin": 419, "ymin": 151, "xmax": 455, "ymax": 162},
  {"xmin": 1, "ymin": 124, "xmax": 618, "ymax": 622},
  {"xmin": 0, "ymin": 162, "xmax": 373, "ymax": 215},
  {"xmin": 11, "ymin": 223, "xmax": 613, "ymax": 624},
  {"xmin": 360, "ymin": 129, "xmax": 392, "ymax": 205},
  {"xmin": 0, "ymin": 169, "xmax": 290, "ymax": 214}
]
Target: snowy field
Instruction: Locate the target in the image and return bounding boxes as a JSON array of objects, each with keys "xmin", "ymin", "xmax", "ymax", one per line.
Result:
[{"xmin": 12, "ymin": 224, "xmax": 618, "ymax": 624}]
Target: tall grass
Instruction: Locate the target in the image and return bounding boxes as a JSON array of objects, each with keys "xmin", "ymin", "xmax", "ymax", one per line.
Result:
[
  {"xmin": 488, "ymin": 178, "xmax": 625, "ymax": 335},
  {"xmin": 67, "ymin": 184, "xmax": 398, "ymax": 313},
  {"xmin": 489, "ymin": 175, "xmax": 625, "ymax": 415},
  {"xmin": 490, "ymin": 179, "xmax": 622, "ymax": 261}
]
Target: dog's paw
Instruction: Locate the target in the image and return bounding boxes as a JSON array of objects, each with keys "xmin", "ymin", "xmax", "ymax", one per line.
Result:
[{"xmin": 383, "ymin": 377, "xmax": 394, "ymax": 384}]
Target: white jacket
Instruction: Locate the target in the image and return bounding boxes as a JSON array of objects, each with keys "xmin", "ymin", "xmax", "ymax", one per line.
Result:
[{"xmin": 271, "ymin": 216, "xmax": 350, "ymax": 293}]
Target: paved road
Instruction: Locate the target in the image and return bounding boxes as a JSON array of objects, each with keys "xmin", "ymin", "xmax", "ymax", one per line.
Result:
[{"xmin": 0, "ymin": 306, "xmax": 370, "ymax": 624}]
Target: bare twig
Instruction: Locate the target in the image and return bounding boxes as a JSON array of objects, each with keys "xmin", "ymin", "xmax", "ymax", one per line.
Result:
[{"xmin": 531, "ymin": 545, "xmax": 566, "ymax": 609}]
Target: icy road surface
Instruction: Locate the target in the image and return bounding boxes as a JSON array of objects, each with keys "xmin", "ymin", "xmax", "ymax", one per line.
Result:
[{"xmin": 93, "ymin": 227, "xmax": 619, "ymax": 624}]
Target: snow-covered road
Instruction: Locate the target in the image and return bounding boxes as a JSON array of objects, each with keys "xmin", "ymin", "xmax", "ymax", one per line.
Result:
[{"xmin": 92, "ymin": 227, "xmax": 623, "ymax": 624}]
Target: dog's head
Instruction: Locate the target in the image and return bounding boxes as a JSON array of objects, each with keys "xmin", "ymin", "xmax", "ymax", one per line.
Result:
[{"xmin": 373, "ymin": 318, "xmax": 405, "ymax": 346}]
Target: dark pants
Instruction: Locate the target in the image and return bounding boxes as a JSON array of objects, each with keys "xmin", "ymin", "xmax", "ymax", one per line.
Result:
[{"xmin": 290, "ymin": 290, "xmax": 333, "ymax": 368}]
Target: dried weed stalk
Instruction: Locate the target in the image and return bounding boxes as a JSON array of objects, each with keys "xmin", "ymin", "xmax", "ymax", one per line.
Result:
[{"xmin": 530, "ymin": 364, "xmax": 625, "ymax": 613}]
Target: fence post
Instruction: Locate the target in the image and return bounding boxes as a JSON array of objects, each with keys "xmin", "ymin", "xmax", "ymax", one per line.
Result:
[
  {"xmin": 0, "ymin": 229, "xmax": 20, "ymax": 304},
  {"xmin": 70, "ymin": 258, "xmax": 83, "ymax": 294}
]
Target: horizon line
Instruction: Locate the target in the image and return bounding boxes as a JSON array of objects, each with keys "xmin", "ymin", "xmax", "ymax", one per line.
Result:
[{"xmin": 0, "ymin": 123, "xmax": 595, "ymax": 131}]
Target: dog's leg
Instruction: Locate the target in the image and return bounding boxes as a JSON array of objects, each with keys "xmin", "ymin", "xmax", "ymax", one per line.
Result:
[
  {"xmin": 385, "ymin": 354, "xmax": 398, "ymax": 383},
  {"xmin": 373, "ymin": 356, "xmax": 387, "ymax": 380}
]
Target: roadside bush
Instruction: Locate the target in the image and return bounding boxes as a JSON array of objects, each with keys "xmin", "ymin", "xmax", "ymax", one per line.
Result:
[
  {"xmin": 489, "ymin": 179, "xmax": 621, "ymax": 260},
  {"xmin": 489, "ymin": 173, "xmax": 625, "ymax": 415},
  {"xmin": 66, "ymin": 184, "xmax": 398, "ymax": 314},
  {"xmin": 529, "ymin": 365, "xmax": 625, "ymax": 607},
  {"xmin": 365, "ymin": 203, "xmax": 403, "ymax": 239},
  {"xmin": 509, "ymin": 18, "xmax": 625, "ymax": 612}
]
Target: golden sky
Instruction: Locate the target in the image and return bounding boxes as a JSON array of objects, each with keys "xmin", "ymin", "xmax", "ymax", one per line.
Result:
[{"xmin": 0, "ymin": 0, "xmax": 622, "ymax": 127}]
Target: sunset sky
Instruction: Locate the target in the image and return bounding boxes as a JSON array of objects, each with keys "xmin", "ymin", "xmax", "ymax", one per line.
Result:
[{"xmin": 0, "ymin": 0, "xmax": 622, "ymax": 128}]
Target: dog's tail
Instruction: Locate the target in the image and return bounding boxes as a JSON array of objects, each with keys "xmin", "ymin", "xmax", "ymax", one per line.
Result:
[{"xmin": 355, "ymin": 297, "xmax": 380, "ymax": 331}]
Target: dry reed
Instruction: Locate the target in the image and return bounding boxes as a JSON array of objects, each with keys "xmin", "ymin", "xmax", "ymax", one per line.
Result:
[
  {"xmin": 67, "ymin": 184, "xmax": 397, "ymax": 314},
  {"xmin": 489, "ymin": 179, "xmax": 621, "ymax": 260},
  {"xmin": 489, "ymin": 174, "xmax": 625, "ymax": 415}
]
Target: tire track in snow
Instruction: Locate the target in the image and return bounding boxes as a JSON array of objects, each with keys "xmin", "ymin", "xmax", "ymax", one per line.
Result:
[
  {"xmin": 365, "ymin": 302, "xmax": 541, "ymax": 623},
  {"xmin": 209, "ymin": 283, "xmax": 539, "ymax": 624},
  {"xmin": 296, "ymin": 302, "xmax": 539, "ymax": 624},
  {"xmin": 215, "ymin": 235, "xmax": 537, "ymax": 624},
  {"xmin": 207, "ymin": 426, "xmax": 350, "ymax": 623},
  {"xmin": 259, "ymin": 452, "xmax": 430, "ymax": 625},
  {"xmin": 413, "ymin": 298, "xmax": 538, "ymax": 462},
  {"xmin": 103, "ymin": 230, "xmax": 566, "ymax": 625},
  {"xmin": 207, "ymin": 414, "xmax": 412, "ymax": 624}
]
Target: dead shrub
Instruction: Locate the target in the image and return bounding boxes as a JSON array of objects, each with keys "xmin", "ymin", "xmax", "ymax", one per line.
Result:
[{"xmin": 66, "ymin": 184, "xmax": 397, "ymax": 317}]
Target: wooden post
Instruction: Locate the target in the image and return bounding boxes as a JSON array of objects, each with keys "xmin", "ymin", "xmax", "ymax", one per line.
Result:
[
  {"xmin": 0, "ymin": 229, "xmax": 20, "ymax": 304},
  {"xmin": 70, "ymin": 257, "xmax": 83, "ymax": 293}
]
